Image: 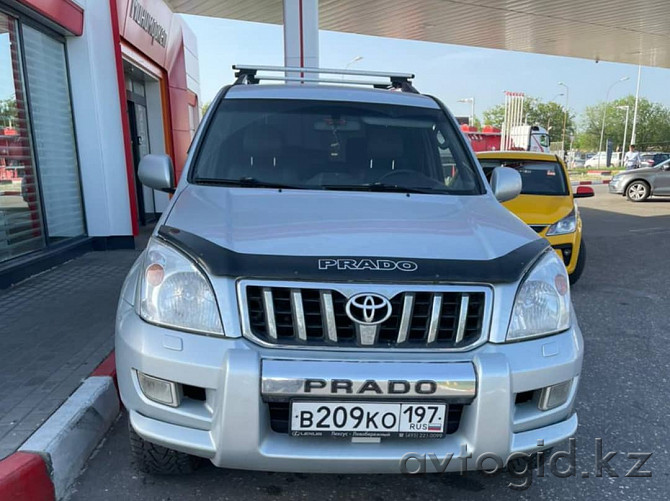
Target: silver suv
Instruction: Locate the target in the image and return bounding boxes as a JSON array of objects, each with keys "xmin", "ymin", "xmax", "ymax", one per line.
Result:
[{"xmin": 116, "ymin": 66, "xmax": 583, "ymax": 475}]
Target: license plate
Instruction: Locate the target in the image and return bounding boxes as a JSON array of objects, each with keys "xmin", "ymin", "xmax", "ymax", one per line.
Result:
[{"xmin": 290, "ymin": 401, "xmax": 447, "ymax": 439}]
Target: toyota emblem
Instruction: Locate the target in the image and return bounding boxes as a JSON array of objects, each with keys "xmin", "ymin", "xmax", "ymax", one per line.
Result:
[{"xmin": 345, "ymin": 293, "xmax": 392, "ymax": 325}]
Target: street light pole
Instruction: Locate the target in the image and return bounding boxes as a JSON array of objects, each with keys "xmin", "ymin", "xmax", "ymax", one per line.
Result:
[
  {"xmin": 598, "ymin": 76, "xmax": 630, "ymax": 166},
  {"xmin": 617, "ymin": 105, "xmax": 630, "ymax": 157},
  {"xmin": 558, "ymin": 82, "xmax": 569, "ymax": 152},
  {"xmin": 342, "ymin": 56, "xmax": 363, "ymax": 79},
  {"xmin": 471, "ymin": 98, "xmax": 475, "ymax": 126},
  {"xmin": 458, "ymin": 97, "xmax": 475, "ymax": 126},
  {"xmin": 630, "ymin": 64, "xmax": 642, "ymax": 145}
]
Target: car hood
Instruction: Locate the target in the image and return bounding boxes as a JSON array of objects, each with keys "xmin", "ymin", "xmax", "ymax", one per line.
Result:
[
  {"xmin": 164, "ymin": 185, "xmax": 538, "ymax": 261},
  {"xmin": 502, "ymin": 194, "xmax": 574, "ymax": 225},
  {"xmin": 618, "ymin": 167, "xmax": 657, "ymax": 176}
]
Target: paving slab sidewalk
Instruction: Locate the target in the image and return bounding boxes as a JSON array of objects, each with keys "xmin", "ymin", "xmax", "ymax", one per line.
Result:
[{"xmin": 0, "ymin": 249, "xmax": 140, "ymax": 460}]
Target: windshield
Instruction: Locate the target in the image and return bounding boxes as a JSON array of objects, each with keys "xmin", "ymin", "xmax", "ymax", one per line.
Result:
[
  {"xmin": 479, "ymin": 159, "xmax": 568, "ymax": 196},
  {"xmin": 191, "ymin": 99, "xmax": 484, "ymax": 195},
  {"xmin": 656, "ymin": 158, "xmax": 670, "ymax": 169}
]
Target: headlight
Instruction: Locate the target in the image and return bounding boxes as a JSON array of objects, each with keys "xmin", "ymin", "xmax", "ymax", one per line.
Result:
[
  {"xmin": 138, "ymin": 238, "xmax": 223, "ymax": 335},
  {"xmin": 546, "ymin": 209, "xmax": 577, "ymax": 236},
  {"xmin": 507, "ymin": 250, "xmax": 571, "ymax": 341}
]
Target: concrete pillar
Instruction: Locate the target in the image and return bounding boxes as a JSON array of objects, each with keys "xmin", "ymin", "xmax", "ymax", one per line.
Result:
[{"xmin": 283, "ymin": 0, "xmax": 319, "ymax": 75}]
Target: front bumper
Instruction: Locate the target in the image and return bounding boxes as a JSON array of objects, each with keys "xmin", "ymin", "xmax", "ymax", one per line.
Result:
[
  {"xmin": 542, "ymin": 232, "xmax": 581, "ymax": 274},
  {"xmin": 609, "ymin": 181, "xmax": 624, "ymax": 194},
  {"xmin": 116, "ymin": 303, "xmax": 583, "ymax": 473}
]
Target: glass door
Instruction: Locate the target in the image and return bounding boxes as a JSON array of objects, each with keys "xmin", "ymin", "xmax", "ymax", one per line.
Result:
[
  {"xmin": 125, "ymin": 70, "xmax": 157, "ymax": 227},
  {"xmin": 0, "ymin": 12, "xmax": 45, "ymax": 263}
]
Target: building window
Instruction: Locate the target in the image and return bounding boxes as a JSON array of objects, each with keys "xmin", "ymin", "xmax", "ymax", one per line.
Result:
[
  {"xmin": 0, "ymin": 10, "xmax": 85, "ymax": 265},
  {"xmin": 22, "ymin": 24, "xmax": 85, "ymax": 241},
  {"xmin": 0, "ymin": 12, "xmax": 45, "ymax": 261}
]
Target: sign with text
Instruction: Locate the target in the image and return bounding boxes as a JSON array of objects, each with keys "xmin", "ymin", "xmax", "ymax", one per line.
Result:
[
  {"xmin": 118, "ymin": 0, "xmax": 174, "ymax": 67},
  {"xmin": 129, "ymin": 0, "xmax": 167, "ymax": 47}
]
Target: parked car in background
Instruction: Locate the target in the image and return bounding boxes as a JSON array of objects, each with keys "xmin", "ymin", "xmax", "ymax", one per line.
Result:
[
  {"xmin": 640, "ymin": 152, "xmax": 670, "ymax": 168},
  {"xmin": 568, "ymin": 151, "xmax": 586, "ymax": 169},
  {"xmin": 609, "ymin": 157, "xmax": 670, "ymax": 201},
  {"xmin": 478, "ymin": 151, "xmax": 593, "ymax": 284},
  {"xmin": 584, "ymin": 151, "xmax": 620, "ymax": 168}
]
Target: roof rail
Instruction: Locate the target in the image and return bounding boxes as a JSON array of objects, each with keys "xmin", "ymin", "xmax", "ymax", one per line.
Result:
[{"xmin": 232, "ymin": 65, "xmax": 419, "ymax": 93}]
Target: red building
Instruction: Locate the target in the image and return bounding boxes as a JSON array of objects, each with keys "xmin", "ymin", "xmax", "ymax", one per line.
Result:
[{"xmin": 0, "ymin": 0, "xmax": 200, "ymax": 286}]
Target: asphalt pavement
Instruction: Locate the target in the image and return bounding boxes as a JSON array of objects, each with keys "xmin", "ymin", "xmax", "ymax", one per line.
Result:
[{"xmin": 69, "ymin": 185, "xmax": 670, "ymax": 500}]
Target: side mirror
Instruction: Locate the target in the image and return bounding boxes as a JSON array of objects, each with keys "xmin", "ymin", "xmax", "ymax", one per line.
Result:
[
  {"xmin": 490, "ymin": 166, "xmax": 522, "ymax": 202},
  {"xmin": 573, "ymin": 186, "xmax": 595, "ymax": 198},
  {"xmin": 138, "ymin": 154, "xmax": 175, "ymax": 193}
]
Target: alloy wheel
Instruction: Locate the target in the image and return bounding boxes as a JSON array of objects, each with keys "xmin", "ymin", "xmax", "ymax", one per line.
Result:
[{"xmin": 627, "ymin": 182, "xmax": 649, "ymax": 202}]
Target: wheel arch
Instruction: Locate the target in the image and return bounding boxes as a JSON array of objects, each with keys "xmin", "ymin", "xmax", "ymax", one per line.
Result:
[{"xmin": 624, "ymin": 178, "xmax": 652, "ymax": 194}]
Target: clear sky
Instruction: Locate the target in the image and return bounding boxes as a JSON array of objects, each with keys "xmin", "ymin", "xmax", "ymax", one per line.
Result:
[{"xmin": 181, "ymin": 15, "xmax": 670, "ymax": 124}]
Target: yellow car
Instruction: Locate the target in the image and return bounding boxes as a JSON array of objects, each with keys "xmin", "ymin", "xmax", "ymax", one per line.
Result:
[{"xmin": 477, "ymin": 151, "xmax": 593, "ymax": 284}]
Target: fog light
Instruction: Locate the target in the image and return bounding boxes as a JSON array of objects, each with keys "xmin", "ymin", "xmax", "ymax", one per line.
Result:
[
  {"xmin": 538, "ymin": 380, "xmax": 572, "ymax": 411},
  {"xmin": 137, "ymin": 371, "xmax": 181, "ymax": 407}
]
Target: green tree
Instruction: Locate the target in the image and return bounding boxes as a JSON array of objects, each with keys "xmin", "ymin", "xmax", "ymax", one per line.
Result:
[
  {"xmin": 201, "ymin": 101, "xmax": 211, "ymax": 116},
  {"xmin": 580, "ymin": 96, "xmax": 670, "ymax": 151},
  {"xmin": 0, "ymin": 98, "xmax": 17, "ymax": 128},
  {"xmin": 482, "ymin": 103, "xmax": 507, "ymax": 128},
  {"xmin": 482, "ymin": 97, "xmax": 575, "ymax": 143}
]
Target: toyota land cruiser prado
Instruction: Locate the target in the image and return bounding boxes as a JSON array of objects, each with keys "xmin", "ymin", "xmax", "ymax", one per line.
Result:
[{"xmin": 116, "ymin": 66, "xmax": 583, "ymax": 474}]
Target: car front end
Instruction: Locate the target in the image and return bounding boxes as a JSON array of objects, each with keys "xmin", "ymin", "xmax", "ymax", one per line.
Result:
[
  {"xmin": 117, "ymin": 237, "xmax": 582, "ymax": 474},
  {"xmin": 117, "ymin": 76, "xmax": 583, "ymax": 474},
  {"xmin": 116, "ymin": 187, "xmax": 583, "ymax": 473},
  {"xmin": 608, "ymin": 173, "xmax": 627, "ymax": 194},
  {"xmin": 117, "ymin": 302, "xmax": 582, "ymax": 473},
  {"xmin": 476, "ymin": 152, "xmax": 585, "ymax": 279},
  {"xmin": 531, "ymin": 207, "xmax": 583, "ymax": 275}
]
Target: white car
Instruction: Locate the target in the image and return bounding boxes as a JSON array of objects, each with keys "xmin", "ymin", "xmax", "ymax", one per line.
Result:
[
  {"xmin": 584, "ymin": 151, "xmax": 620, "ymax": 168},
  {"xmin": 115, "ymin": 65, "xmax": 584, "ymax": 475}
]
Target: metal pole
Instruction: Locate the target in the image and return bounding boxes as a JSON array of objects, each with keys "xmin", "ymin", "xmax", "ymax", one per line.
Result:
[
  {"xmin": 599, "ymin": 77, "xmax": 629, "ymax": 166},
  {"xmin": 621, "ymin": 106, "xmax": 629, "ymax": 158},
  {"xmin": 283, "ymin": 0, "xmax": 319, "ymax": 81},
  {"xmin": 499, "ymin": 91, "xmax": 509, "ymax": 150},
  {"xmin": 558, "ymin": 82, "xmax": 569, "ymax": 152},
  {"xmin": 631, "ymin": 64, "xmax": 642, "ymax": 145},
  {"xmin": 598, "ymin": 92, "xmax": 610, "ymax": 157},
  {"xmin": 457, "ymin": 97, "xmax": 475, "ymax": 126},
  {"xmin": 471, "ymin": 98, "xmax": 475, "ymax": 126}
]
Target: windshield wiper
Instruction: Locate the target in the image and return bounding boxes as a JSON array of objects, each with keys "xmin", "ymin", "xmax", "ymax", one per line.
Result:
[
  {"xmin": 321, "ymin": 183, "xmax": 448, "ymax": 195},
  {"xmin": 195, "ymin": 177, "xmax": 306, "ymax": 190}
]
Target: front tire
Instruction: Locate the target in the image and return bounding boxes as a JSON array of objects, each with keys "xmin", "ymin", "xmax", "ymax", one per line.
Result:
[
  {"xmin": 129, "ymin": 423, "xmax": 202, "ymax": 475},
  {"xmin": 569, "ymin": 240, "xmax": 586, "ymax": 285},
  {"xmin": 626, "ymin": 181, "xmax": 650, "ymax": 202}
]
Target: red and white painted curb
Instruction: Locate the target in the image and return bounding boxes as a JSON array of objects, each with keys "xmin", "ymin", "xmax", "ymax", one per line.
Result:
[
  {"xmin": 0, "ymin": 353, "xmax": 119, "ymax": 501},
  {"xmin": 571, "ymin": 179, "xmax": 612, "ymax": 186},
  {"xmin": 0, "ymin": 452, "xmax": 54, "ymax": 501}
]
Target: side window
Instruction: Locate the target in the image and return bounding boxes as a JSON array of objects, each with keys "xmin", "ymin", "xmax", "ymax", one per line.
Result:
[
  {"xmin": 539, "ymin": 134, "xmax": 550, "ymax": 148},
  {"xmin": 434, "ymin": 126, "xmax": 477, "ymax": 190},
  {"xmin": 435, "ymin": 129, "xmax": 456, "ymax": 180}
]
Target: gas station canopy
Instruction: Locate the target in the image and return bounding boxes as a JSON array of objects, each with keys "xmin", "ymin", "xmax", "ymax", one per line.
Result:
[{"xmin": 166, "ymin": 0, "xmax": 670, "ymax": 68}]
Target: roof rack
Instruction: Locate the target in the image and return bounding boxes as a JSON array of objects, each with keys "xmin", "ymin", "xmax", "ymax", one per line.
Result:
[{"xmin": 232, "ymin": 65, "xmax": 419, "ymax": 93}]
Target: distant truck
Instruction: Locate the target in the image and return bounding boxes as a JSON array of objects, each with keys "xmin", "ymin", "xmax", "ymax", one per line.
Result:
[{"xmin": 462, "ymin": 124, "xmax": 551, "ymax": 153}]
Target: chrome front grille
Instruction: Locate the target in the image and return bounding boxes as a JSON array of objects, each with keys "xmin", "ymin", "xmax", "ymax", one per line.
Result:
[{"xmin": 239, "ymin": 281, "xmax": 490, "ymax": 350}]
